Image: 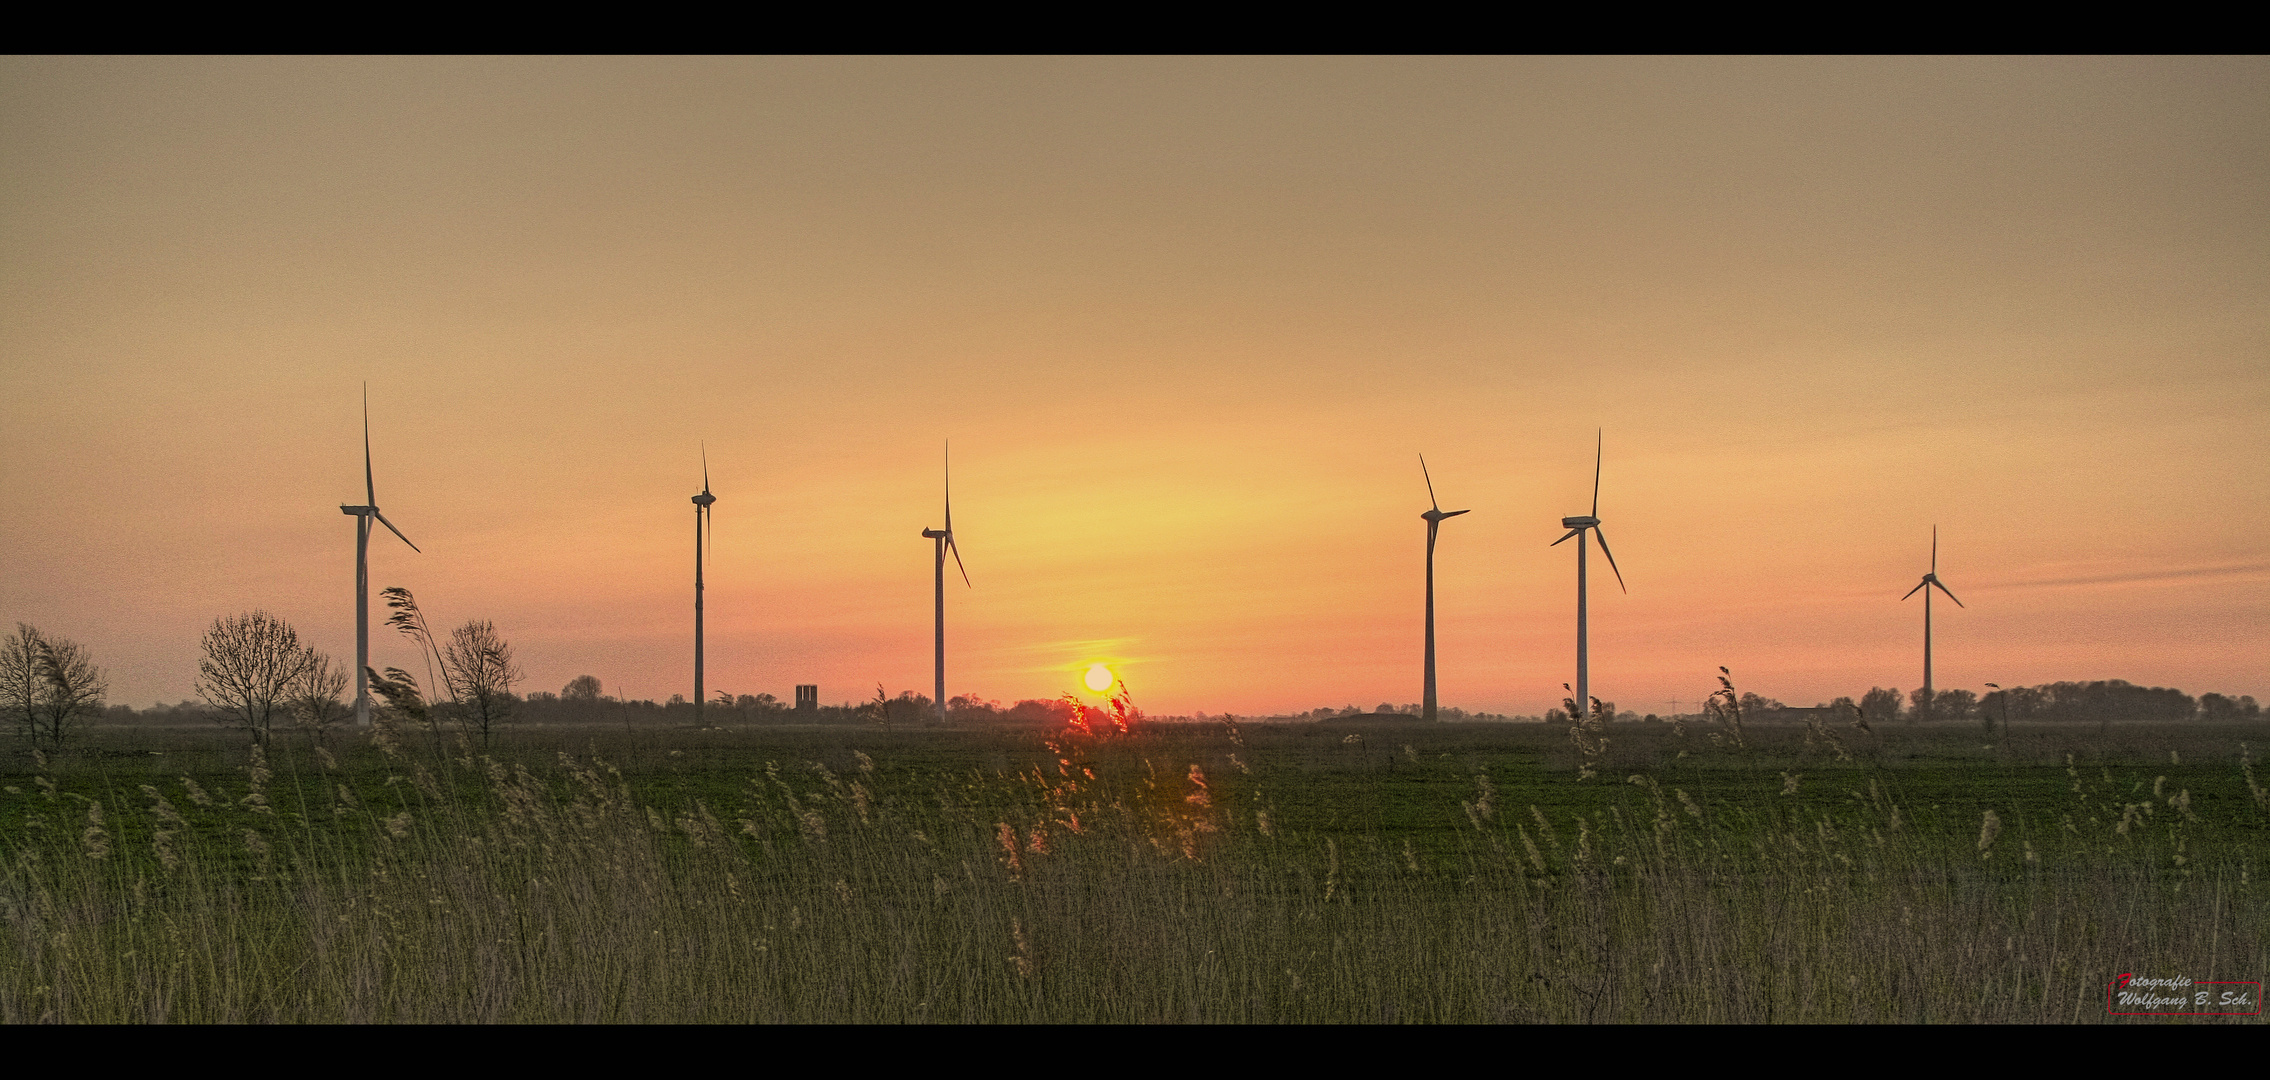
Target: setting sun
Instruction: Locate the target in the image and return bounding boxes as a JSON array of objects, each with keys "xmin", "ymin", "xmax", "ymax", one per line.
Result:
[{"xmin": 1083, "ymin": 664, "xmax": 1115, "ymax": 693}]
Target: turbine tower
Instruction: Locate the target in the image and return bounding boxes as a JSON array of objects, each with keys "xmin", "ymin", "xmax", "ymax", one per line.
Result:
[
  {"xmin": 339, "ymin": 385, "xmax": 419, "ymax": 727},
  {"xmin": 693, "ymin": 448, "xmax": 716, "ymax": 726},
  {"xmin": 1900, "ymin": 525, "xmax": 1964, "ymax": 698},
  {"xmin": 1550, "ymin": 430, "xmax": 1625, "ymax": 724},
  {"xmin": 1419, "ymin": 454, "xmax": 1469, "ymax": 723},
  {"xmin": 919, "ymin": 443, "xmax": 969, "ymax": 726}
]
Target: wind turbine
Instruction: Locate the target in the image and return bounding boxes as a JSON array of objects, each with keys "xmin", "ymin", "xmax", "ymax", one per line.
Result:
[
  {"xmin": 1900, "ymin": 525, "xmax": 1964, "ymax": 698},
  {"xmin": 1550, "ymin": 430, "xmax": 1625, "ymax": 724},
  {"xmin": 1419, "ymin": 454, "xmax": 1469, "ymax": 723},
  {"xmin": 339, "ymin": 385, "xmax": 419, "ymax": 727},
  {"xmin": 692, "ymin": 447, "xmax": 717, "ymax": 727},
  {"xmin": 919, "ymin": 442, "xmax": 969, "ymax": 725}
]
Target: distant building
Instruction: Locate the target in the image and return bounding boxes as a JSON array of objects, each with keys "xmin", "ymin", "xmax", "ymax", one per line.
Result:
[{"xmin": 795, "ymin": 685, "xmax": 818, "ymax": 712}]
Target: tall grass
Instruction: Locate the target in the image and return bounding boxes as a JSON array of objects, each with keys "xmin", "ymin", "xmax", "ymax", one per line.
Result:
[{"xmin": 2, "ymin": 726, "xmax": 2262, "ymax": 1022}]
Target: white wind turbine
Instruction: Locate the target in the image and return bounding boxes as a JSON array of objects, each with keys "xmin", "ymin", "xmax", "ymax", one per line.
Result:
[
  {"xmin": 1419, "ymin": 454, "xmax": 1470, "ymax": 723},
  {"xmin": 692, "ymin": 447, "xmax": 717, "ymax": 726},
  {"xmin": 1551, "ymin": 430, "xmax": 1625, "ymax": 723},
  {"xmin": 918, "ymin": 443, "xmax": 969, "ymax": 725},
  {"xmin": 339, "ymin": 386, "xmax": 419, "ymax": 727},
  {"xmin": 1900, "ymin": 525, "xmax": 1964, "ymax": 699}
]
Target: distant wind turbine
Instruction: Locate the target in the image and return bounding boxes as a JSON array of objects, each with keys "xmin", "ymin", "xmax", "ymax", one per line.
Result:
[
  {"xmin": 1551, "ymin": 430, "xmax": 1625, "ymax": 724},
  {"xmin": 693, "ymin": 447, "xmax": 717, "ymax": 727},
  {"xmin": 919, "ymin": 443, "xmax": 969, "ymax": 725},
  {"xmin": 1419, "ymin": 454, "xmax": 1469, "ymax": 723},
  {"xmin": 339, "ymin": 385, "xmax": 419, "ymax": 728},
  {"xmin": 1900, "ymin": 525, "xmax": 1964, "ymax": 698}
]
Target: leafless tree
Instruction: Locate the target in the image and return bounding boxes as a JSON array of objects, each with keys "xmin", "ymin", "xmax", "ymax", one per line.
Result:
[
  {"xmin": 197, "ymin": 611, "xmax": 316, "ymax": 747},
  {"xmin": 445, "ymin": 619, "xmax": 522, "ymax": 746},
  {"xmin": 562, "ymin": 674, "xmax": 603, "ymax": 701},
  {"xmin": 291, "ymin": 650, "xmax": 351, "ymax": 742},
  {"xmin": 35, "ymin": 635, "xmax": 108, "ymax": 749},
  {"xmin": 3, "ymin": 624, "xmax": 109, "ymax": 749},
  {"xmin": 1, "ymin": 623, "xmax": 42, "ymax": 743}
]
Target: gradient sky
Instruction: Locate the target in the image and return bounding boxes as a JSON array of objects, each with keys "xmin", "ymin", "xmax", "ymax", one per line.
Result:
[{"xmin": 3, "ymin": 56, "xmax": 2265, "ymax": 716}]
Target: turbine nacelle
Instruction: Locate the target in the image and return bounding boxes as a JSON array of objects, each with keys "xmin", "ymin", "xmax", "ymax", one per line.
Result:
[
  {"xmin": 1422, "ymin": 508, "xmax": 1470, "ymax": 523},
  {"xmin": 921, "ymin": 527, "xmax": 948, "ymax": 539},
  {"xmin": 1551, "ymin": 431, "xmax": 1624, "ymax": 591},
  {"xmin": 694, "ymin": 444, "xmax": 717, "ymax": 508},
  {"xmin": 1902, "ymin": 571, "xmax": 1964, "ymax": 607},
  {"xmin": 341, "ymin": 503, "xmax": 418, "ymax": 552}
]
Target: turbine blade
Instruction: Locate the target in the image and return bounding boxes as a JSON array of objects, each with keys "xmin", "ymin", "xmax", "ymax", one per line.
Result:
[
  {"xmin": 374, "ymin": 511, "xmax": 420, "ymax": 553},
  {"xmin": 702, "ymin": 443, "xmax": 711, "ymax": 495},
  {"xmin": 1551, "ymin": 528, "xmax": 1581, "ymax": 547},
  {"xmin": 1591, "ymin": 429, "xmax": 1602, "ymax": 518},
  {"xmin": 1441, "ymin": 508, "xmax": 1470, "ymax": 519},
  {"xmin": 1420, "ymin": 453, "xmax": 1439, "ymax": 512},
  {"xmin": 363, "ymin": 384, "xmax": 375, "ymax": 507},
  {"xmin": 1901, "ymin": 579, "xmax": 1926, "ymax": 601},
  {"xmin": 948, "ymin": 535, "xmax": 970, "ymax": 587},
  {"xmin": 1932, "ymin": 524, "xmax": 1938, "ymax": 573},
  {"xmin": 1593, "ymin": 525, "xmax": 1627, "ymax": 592},
  {"xmin": 943, "ymin": 441, "xmax": 952, "ymax": 534},
  {"xmin": 1934, "ymin": 578, "xmax": 1964, "ymax": 608}
]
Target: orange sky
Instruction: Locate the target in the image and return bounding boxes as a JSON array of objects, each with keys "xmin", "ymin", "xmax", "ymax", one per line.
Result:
[{"xmin": 4, "ymin": 56, "xmax": 2265, "ymax": 714}]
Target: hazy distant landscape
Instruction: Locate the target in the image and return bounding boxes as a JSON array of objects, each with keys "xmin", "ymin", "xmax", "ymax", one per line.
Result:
[{"xmin": 84, "ymin": 676, "xmax": 2266, "ymax": 730}]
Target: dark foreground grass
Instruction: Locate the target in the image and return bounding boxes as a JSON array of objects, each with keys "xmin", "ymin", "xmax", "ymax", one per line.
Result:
[{"xmin": 3, "ymin": 719, "xmax": 2265, "ymax": 1022}]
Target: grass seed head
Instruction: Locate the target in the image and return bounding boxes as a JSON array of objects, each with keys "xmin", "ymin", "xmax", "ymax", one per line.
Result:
[{"xmin": 82, "ymin": 801, "xmax": 110, "ymax": 860}]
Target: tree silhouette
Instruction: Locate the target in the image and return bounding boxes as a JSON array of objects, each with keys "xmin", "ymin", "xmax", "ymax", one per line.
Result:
[
  {"xmin": 3, "ymin": 625, "xmax": 109, "ymax": 750},
  {"xmin": 291, "ymin": 651, "xmax": 350, "ymax": 742},
  {"xmin": 197, "ymin": 611, "xmax": 316, "ymax": 747},
  {"xmin": 444, "ymin": 619, "xmax": 522, "ymax": 747},
  {"xmin": 1, "ymin": 624, "xmax": 45, "ymax": 744}
]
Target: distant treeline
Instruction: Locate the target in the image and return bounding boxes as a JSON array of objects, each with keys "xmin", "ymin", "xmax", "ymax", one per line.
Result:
[
  {"xmin": 82, "ymin": 678, "xmax": 2263, "ymax": 732},
  {"xmin": 95, "ymin": 687, "xmax": 1523, "ymax": 729},
  {"xmin": 1722, "ymin": 680, "xmax": 2260, "ymax": 726}
]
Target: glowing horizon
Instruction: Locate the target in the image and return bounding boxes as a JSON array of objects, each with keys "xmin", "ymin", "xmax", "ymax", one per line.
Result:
[{"xmin": 3, "ymin": 57, "xmax": 2264, "ymax": 716}]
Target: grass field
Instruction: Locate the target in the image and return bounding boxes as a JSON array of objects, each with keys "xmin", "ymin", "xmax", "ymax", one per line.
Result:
[{"xmin": 4, "ymin": 717, "xmax": 2265, "ymax": 1022}]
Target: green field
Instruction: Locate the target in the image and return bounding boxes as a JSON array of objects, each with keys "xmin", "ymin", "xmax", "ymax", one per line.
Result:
[{"xmin": 4, "ymin": 718, "xmax": 2265, "ymax": 1022}]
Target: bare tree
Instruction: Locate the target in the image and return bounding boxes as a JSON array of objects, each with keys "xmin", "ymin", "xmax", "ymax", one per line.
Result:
[
  {"xmin": 562, "ymin": 674, "xmax": 603, "ymax": 701},
  {"xmin": 445, "ymin": 619, "xmax": 522, "ymax": 746},
  {"xmin": 197, "ymin": 611, "xmax": 316, "ymax": 747},
  {"xmin": 34, "ymin": 635, "xmax": 108, "ymax": 749},
  {"xmin": 3, "ymin": 625, "xmax": 108, "ymax": 750},
  {"xmin": 1, "ymin": 623, "xmax": 42, "ymax": 743},
  {"xmin": 291, "ymin": 650, "xmax": 351, "ymax": 742}
]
